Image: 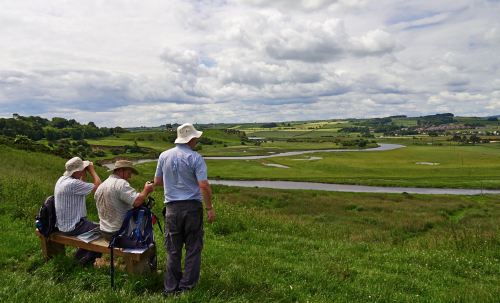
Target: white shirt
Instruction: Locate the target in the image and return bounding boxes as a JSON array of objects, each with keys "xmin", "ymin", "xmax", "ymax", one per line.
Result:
[
  {"xmin": 94, "ymin": 174, "xmax": 139, "ymax": 233},
  {"xmin": 54, "ymin": 176, "xmax": 94, "ymax": 232}
]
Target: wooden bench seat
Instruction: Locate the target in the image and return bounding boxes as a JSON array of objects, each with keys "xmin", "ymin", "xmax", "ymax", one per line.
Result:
[{"xmin": 35, "ymin": 229, "xmax": 156, "ymax": 274}]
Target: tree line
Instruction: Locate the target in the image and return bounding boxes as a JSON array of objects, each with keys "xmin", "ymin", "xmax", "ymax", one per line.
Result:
[{"xmin": 0, "ymin": 114, "xmax": 127, "ymax": 141}]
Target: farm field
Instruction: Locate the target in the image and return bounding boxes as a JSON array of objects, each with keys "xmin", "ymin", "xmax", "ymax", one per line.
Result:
[
  {"xmin": 85, "ymin": 128, "xmax": 369, "ymax": 158},
  {"xmin": 71, "ymin": 114, "xmax": 500, "ymax": 162},
  {"xmin": 197, "ymin": 144, "xmax": 500, "ymax": 189},
  {"xmin": 86, "ymin": 130, "xmax": 174, "ymax": 152},
  {"xmin": 0, "ymin": 145, "xmax": 499, "ymax": 302},
  {"xmin": 84, "ymin": 126, "xmax": 500, "ymax": 189},
  {"xmin": 2, "ymin": 114, "xmax": 500, "ymax": 302}
]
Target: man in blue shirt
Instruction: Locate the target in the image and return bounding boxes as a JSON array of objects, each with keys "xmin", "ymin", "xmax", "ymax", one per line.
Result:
[{"xmin": 154, "ymin": 123, "xmax": 215, "ymax": 296}]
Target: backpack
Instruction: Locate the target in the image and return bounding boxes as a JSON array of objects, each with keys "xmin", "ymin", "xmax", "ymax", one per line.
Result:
[
  {"xmin": 109, "ymin": 206, "xmax": 155, "ymax": 249},
  {"xmin": 108, "ymin": 199, "xmax": 162, "ymax": 288},
  {"xmin": 35, "ymin": 195, "xmax": 58, "ymax": 237}
]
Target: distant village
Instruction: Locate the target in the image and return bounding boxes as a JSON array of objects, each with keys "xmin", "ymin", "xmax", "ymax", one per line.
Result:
[{"xmin": 367, "ymin": 113, "xmax": 499, "ymax": 144}]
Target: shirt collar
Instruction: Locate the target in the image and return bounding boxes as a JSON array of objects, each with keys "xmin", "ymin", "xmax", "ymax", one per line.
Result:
[{"xmin": 176, "ymin": 143, "xmax": 191, "ymax": 150}]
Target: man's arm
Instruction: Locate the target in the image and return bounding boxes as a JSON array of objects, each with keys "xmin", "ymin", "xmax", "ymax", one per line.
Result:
[
  {"xmin": 132, "ymin": 182, "xmax": 154, "ymax": 207},
  {"xmin": 86, "ymin": 163, "xmax": 101, "ymax": 192},
  {"xmin": 154, "ymin": 176, "xmax": 163, "ymax": 187},
  {"xmin": 199, "ymin": 180, "xmax": 215, "ymax": 223}
]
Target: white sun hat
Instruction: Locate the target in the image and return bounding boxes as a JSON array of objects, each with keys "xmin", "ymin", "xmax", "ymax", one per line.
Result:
[
  {"xmin": 174, "ymin": 123, "xmax": 203, "ymax": 144},
  {"xmin": 63, "ymin": 157, "xmax": 90, "ymax": 176}
]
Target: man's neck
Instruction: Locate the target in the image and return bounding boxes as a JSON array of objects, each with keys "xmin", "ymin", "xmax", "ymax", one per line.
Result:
[{"xmin": 177, "ymin": 143, "xmax": 193, "ymax": 150}]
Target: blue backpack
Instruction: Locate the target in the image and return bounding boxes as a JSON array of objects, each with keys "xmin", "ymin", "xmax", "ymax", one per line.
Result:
[
  {"xmin": 109, "ymin": 206, "xmax": 155, "ymax": 250},
  {"xmin": 109, "ymin": 198, "xmax": 162, "ymax": 288}
]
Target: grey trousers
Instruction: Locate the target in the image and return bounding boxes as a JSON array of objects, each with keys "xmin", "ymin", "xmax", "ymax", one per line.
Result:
[
  {"xmin": 164, "ymin": 200, "xmax": 204, "ymax": 292},
  {"xmin": 63, "ymin": 217, "xmax": 102, "ymax": 264}
]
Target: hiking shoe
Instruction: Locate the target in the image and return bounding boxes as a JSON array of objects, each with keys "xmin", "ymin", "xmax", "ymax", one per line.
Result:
[{"xmin": 77, "ymin": 256, "xmax": 96, "ymax": 266}]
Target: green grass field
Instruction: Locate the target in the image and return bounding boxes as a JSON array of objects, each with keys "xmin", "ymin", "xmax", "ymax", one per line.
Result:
[
  {"xmin": 86, "ymin": 130, "xmax": 174, "ymax": 151},
  {"xmin": 85, "ymin": 128, "xmax": 361, "ymax": 158},
  {"xmin": 199, "ymin": 144, "xmax": 500, "ymax": 189},
  {"xmin": 0, "ymin": 145, "xmax": 499, "ymax": 302}
]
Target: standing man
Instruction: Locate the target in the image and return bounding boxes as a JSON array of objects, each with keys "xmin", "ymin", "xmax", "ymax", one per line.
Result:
[
  {"xmin": 54, "ymin": 156, "xmax": 102, "ymax": 265},
  {"xmin": 95, "ymin": 160, "xmax": 154, "ymax": 241},
  {"xmin": 154, "ymin": 123, "xmax": 215, "ymax": 296}
]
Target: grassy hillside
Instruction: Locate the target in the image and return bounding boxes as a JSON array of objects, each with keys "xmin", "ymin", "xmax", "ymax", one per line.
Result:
[{"xmin": 0, "ymin": 146, "xmax": 499, "ymax": 302}]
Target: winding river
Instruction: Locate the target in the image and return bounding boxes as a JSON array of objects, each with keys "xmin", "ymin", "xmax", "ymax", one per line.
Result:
[
  {"xmin": 208, "ymin": 180, "xmax": 500, "ymax": 195},
  {"xmin": 103, "ymin": 144, "xmax": 500, "ymax": 195},
  {"xmin": 204, "ymin": 143, "xmax": 405, "ymax": 160}
]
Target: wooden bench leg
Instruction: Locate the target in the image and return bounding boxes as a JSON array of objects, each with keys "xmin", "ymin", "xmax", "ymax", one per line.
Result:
[
  {"xmin": 124, "ymin": 246, "xmax": 157, "ymax": 274},
  {"xmin": 39, "ymin": 236, "xmax": 65, "ymax": 260}
]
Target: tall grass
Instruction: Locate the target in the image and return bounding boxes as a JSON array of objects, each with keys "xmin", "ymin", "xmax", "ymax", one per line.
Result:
[{"xmin": 0, "ymin": 145, "xmax": 499, "ymax": 302}]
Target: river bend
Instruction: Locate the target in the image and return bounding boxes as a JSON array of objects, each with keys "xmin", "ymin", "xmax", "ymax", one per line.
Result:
[{"xmin": 104, "ymin": 144, "xmax": 500, "ymax": 195}]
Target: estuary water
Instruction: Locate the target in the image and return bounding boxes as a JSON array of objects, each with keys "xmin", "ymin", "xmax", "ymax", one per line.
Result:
[
  {"xmin": 204, "ymin": 143, "xmax": 405, "ymax": 160},
  {"xmin": 208, "ymin": 180, "xmax": 500, "ymax": 196},
  {"xmin": 103, "ymin": 143, "xmax": 500, "ymax": 195},
  {"xmin": 102, "ymin": 143, "xmax": 404, "ymax": 169}
]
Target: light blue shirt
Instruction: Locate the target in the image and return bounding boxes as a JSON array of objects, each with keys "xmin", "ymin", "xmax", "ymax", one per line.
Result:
[{"xmin": 155, "ymin": 144, "xmax": 208, "ymax": 203}]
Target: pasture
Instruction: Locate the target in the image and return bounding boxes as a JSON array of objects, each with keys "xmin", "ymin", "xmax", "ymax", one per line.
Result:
[
  {"xmin": 0, "ymin": 145, "xmax": 499, "ymax": 302},
  {"xmin": 201, "ymin": 144, "xmax": 500, "ymax": 189},
  {"xmin": 84, "ymin": 128, "xmax": 365, "ymax": 158}
]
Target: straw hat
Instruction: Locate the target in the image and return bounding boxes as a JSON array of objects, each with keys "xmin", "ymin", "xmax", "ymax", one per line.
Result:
[
  {"xmin": 63, "ymin": 157, "xmax": 90, "ymax": 177},
  {"xmin": 174, "ymin": 123, "xmax": 203, "ymax": 144},
  {"xmin": 109, "ymin": 160, "xmax": 139, "ymax": 175}
]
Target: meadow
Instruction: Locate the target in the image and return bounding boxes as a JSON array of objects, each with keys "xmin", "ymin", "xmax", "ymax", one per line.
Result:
[
  {"xmin": 0, "ymin": 145, "xmax": 499, "ymax": 302},
  {"xmin": 85, "ymin": 128, "xmax": 363, "ymax": 158},
  {"xmin": 206, "ymin": 143, "xmax": 500, "ymax": 189}
]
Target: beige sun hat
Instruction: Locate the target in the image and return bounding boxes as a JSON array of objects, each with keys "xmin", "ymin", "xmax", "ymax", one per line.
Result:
[
  {"xmin": 109, "ymin": 160, "xmax": 139, "ymax": 175},
  {"xmin": 63, "ymin": 157, "xmax": 90, "ymax": 177},
  {"xmin": 174, "ymin": 123, "xmax": 203, "ymax": 144}
]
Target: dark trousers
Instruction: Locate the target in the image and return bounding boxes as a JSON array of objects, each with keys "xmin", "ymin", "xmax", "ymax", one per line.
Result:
[
  {"xmin": 63, "ymin": 217, "xmax": 102, "ymax": 264},
  {"xmin": 164, "ymin": 201, "xmax": 204, "ymax": 292}
]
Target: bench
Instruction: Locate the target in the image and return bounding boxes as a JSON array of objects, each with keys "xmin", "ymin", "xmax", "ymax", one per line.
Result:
[{"xmin": 35, "ymin": 229, "xmax": 157, "ymax": 274}]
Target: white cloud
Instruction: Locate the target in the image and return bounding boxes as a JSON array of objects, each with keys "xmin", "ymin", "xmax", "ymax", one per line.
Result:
[
  {"xmin": 235, "ymin": 0, "xmax": 338, "ymax": 11},
  {"xmin": 0, "ymin": 0, "xmax": 499, "ymax": 126},
  {"xmin": 349, "ymin": 29, "xmax": 396, "ymax": 55},
  {"xmin": 482, "ymin": 26, "xmax": 500, "ymax": 45}
]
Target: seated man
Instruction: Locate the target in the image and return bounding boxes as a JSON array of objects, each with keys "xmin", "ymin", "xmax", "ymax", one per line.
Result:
[
  {"xmin": 95, "ymin": 160, "xmax": 154, "ymax": 242},
  {"xmin": 54, "ymin": 156, "xmax": 102, "ymax": 265}
]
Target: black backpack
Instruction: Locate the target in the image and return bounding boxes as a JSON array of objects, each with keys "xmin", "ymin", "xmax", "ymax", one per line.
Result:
[
  {"xmin": 108, "ymin": 198, "xmax": 162, "ymax": 288},
  {"xmin": 35, "ymin": 195, "xmax": 58, "ymax": 237}
]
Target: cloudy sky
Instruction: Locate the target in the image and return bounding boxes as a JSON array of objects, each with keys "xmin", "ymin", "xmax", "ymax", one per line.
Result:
[{"xmin": 1, "ymin": 0, "xmax": 499, "ymax": 127}]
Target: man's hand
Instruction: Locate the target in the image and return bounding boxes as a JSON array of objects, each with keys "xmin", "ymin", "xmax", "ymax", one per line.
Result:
[
  {"xmin": 133, "ymin": 181, "xmax": 154, "ymax": 207},
  {"xmin": 206, "ymin": 208, "xmax": 215, "ymax": 223},
  {"xmin": 85, "ymin": 161, "xmax": 101, "ymax": 191},
  {"xmin": 199, "ymin": 180, "xmax": 213, "ymax": 223},
  {"xmin": 144, "ymin": 182, "xmax": 154, "ymax": 194}
]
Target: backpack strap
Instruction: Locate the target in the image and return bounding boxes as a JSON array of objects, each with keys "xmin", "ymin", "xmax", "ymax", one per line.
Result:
[
  {"xmin": 151, "ymin": 212, "xmax": 163, "ymax": 234},
  {"xmin": 133, "ymin": 209, "xmax": 146, "ymax": 245},
  {"xmin": 110, "ymin": 245, "xmax": 115, "ymax": 289},
  {"xmin": 109, "ymin": 236, "xmax": 116, "ymax": 289}
]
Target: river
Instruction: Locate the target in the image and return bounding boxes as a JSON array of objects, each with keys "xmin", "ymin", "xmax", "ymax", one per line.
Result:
[
  {"xmin": 102, "ymin": 143, "xmax": 500, "ymax": 195},
  {"xmin": 208, "ymin": 180, "xmax": 500, "ymax": 196},
  {"xmin": 204, "ymin": 143, "xmax": 405, "ymax": 160}
]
